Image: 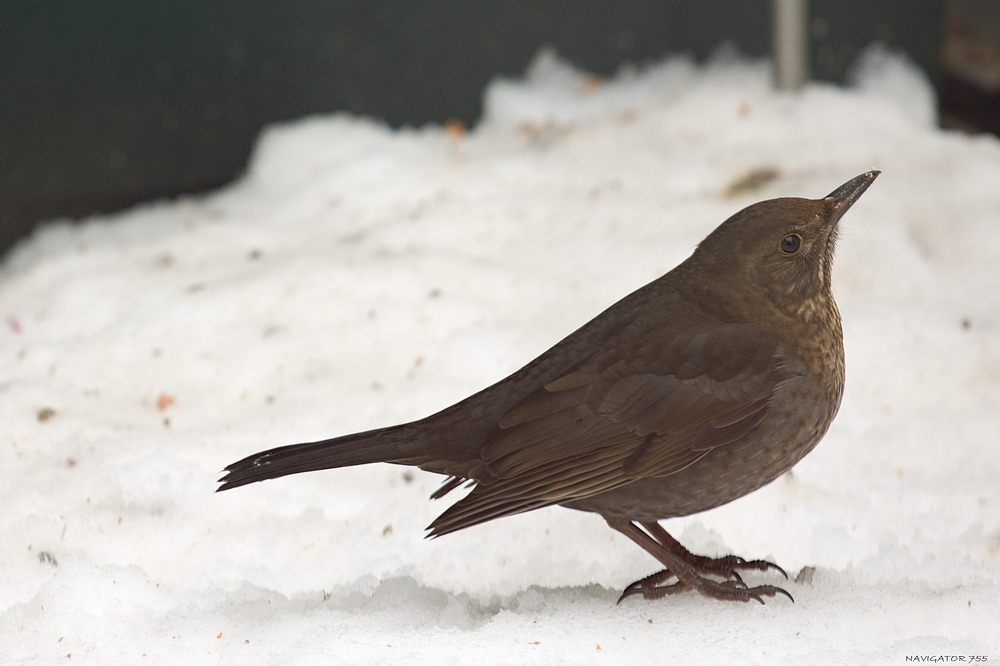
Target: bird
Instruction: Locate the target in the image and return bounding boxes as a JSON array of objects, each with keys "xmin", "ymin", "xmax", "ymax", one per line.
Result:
[{"xmin": 219, "ymin": 170, "xmax": 879, "ymax": 604}]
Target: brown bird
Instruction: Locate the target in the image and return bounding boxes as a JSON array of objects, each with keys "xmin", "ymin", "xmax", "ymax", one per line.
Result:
[{"xmin": 219, "ymin": 171, "xmax": 879, "ymax": 604}]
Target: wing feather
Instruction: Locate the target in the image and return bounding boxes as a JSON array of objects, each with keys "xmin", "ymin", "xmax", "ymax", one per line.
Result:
[{"xmin": 428, "ymin": 324, "xmax": 782, "ymax": 535}]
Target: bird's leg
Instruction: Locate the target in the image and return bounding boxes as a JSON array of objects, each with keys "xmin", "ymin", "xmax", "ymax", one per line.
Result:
[{"xmin": 608, "ymin": 519, "xmax": 793, "ymax": 605}]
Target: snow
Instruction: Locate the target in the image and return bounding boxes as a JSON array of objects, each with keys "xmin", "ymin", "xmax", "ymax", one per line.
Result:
[{"xmin": 2, "ymin": 46, "xmax": 999, "ymax": 664}]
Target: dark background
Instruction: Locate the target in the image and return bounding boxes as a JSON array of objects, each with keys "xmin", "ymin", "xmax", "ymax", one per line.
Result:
[{"xmin": 0, "ymin": 1, "xmax": 949, "ymax": 258}]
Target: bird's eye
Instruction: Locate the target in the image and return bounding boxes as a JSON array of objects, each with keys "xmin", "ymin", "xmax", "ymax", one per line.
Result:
[{"xmin": 780, "ymin": 234, "xmax": 802, "ymax": 254}]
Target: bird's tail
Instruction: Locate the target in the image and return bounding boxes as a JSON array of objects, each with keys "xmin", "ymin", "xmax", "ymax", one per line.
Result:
[{"xmin": 217, "ymin": 424, "xmax": 419, "ymax": 491}]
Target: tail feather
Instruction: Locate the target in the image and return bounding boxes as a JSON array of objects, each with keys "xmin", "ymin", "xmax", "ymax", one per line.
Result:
[{"xmin": 217, "ymin": 425, "xmax": 417, "ymax": 491}]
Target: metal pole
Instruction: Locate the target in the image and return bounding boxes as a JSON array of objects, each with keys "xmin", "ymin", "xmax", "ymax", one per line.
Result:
[{"xmin": 773, "ymin": 0, "xmax": 809, "ymax": 90}]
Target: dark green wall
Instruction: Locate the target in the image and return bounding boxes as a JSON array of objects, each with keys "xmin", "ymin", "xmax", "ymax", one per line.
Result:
[{"xmin": 0, "ymin": 1, "xmax": 945, "ymax": 257}]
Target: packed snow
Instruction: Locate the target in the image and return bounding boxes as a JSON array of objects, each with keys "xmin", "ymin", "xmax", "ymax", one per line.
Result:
[{"xmin": 2, "ymin": 46, "xmax": 998, "ymax": 664}]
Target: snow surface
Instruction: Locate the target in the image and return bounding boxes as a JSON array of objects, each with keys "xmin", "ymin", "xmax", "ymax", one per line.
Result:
[{"xmin": 2, "ymin": 46, "xmax": 999, "ymax": 664}]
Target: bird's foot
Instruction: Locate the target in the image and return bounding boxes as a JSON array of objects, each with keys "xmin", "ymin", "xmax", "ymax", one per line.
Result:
[
  {"xmin": 695, "ymin": 579, "xmax": 793, "ymax": 605},
  {"xmin": 641, "ymin": 520, "xmax": 788, "ymax": 582},
  {"xmin": 681, "ymin": 552, "xmax": 787, "ymax": 582},
  {"xmin": 618, "ymin": 568, "xmax": 688, "ymax": 603},
  {"xmin": 609, "ymin": 519, "xmax": 793, "ymax": 605},
  {"xmin": 618, "ymin": 570, "xmax": 792, "ymax": 604}
]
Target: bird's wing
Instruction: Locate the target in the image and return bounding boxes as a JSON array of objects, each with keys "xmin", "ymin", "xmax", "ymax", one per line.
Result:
[{"xmin": 427, "ymin": 324, "xmax": 782, "ymax": 535}]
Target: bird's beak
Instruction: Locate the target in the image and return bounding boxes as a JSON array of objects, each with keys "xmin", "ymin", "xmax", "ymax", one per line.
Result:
[{"xmin": 824, "ymin": 170, "xmax": 880, "ymax": 226}]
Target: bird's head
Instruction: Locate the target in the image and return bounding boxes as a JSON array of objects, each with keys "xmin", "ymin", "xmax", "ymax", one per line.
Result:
[{"xmin": 689, "ymin": 171, "xmax": 879, "ymax": 324}]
